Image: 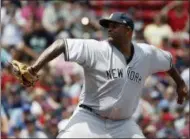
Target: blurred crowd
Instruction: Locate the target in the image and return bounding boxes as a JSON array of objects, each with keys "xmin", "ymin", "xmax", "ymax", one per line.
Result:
[{"xmin": 1, "ymin": 0, "xmax": 189, "ymax": 138}]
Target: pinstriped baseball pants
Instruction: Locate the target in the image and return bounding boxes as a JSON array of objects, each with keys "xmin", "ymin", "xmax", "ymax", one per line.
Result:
[{"xmin": 57, "ymin": 106, "xmax": 145, "ymax": 138}]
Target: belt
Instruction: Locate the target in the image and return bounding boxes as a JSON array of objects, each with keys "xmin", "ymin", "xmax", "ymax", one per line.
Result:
[
  {"xmin": 79, "ymin": 104, "xmax": 130, "ymax": 121},
  {"xmin": 79, "ymin": 104, "xmax": 109, "ymax": 119},
  {"xmin": 79, "ymin": 104, "xmax": 93, "ymax": 112}
]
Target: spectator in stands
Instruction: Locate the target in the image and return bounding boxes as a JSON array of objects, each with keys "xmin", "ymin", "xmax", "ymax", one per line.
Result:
[
  {"xmin": 45, "ymin": 85, "xmax": 62, "ymax": 114},
  {"xmin": 20, "ymin": 1, "xmax": 44, "ymax": 23},
  {"xmin": 160, "ymin": 37, "xmax": 188, "ymax": 72},
  {"xmin": 79, "ymin": 2, "xmax": 100, "ymax": 30},
  {"xmin": 20, "ymin": 115, "xmax": 48, "ymax": 138},
  {"xmin": 175, "ymin": 103, "xmax": 189, "ymax": 133},
  {"xmin": 1, "ymin": 1, "xmax": 23, "ymax": 50},
  {"xmin": 30, "ymin": 88, "xmax": 46, "ymax": 117},
  {"xmin": 180, "ymin": 122, "xmax": 190, "ymax": 138},
  {"xmin": 1, "ymin": 0, "xmax": 22, "ymax": 27},
  {"xmin": 132, "ymin": 88, "xmax": 155, "ymax": 120},
  {"xmin": 61, "ymin": 1, "xmax": 100, "ymax": 38},
  {"xmin": 63, "ymin": 73, "xmax": 82, "ymax": 105},
  {"xmin": 163, "ymin": 86, "xmax": 178, "ymax": 113},
  {"xmin": 62, "ymin": 1, "xmax": 83, "ymax": 30},
  {"xmin": 143, "ymin": 14, "xmax": 173, "ymax": 47},
  {"xmin": 157, "ymin": 112, "xmax": 180, "ymax": 138},
  {"xmin": 1, "ymin": 48, "xmax": 12, "ymax": 68},
  {"xmin": 161, "ymin": 1, "xmax": 189, "ymax": 32},
  {"xmin": 42, "ymin": 1, "xmax": 66, "ymax": 34},
  {"xmin": 17, "ymin": 1, "xmax": 44, "ymax": 34},
  {"xmin": 58, "ymin": 106, "xmax": 74, "ymax": 132},
  {"xmin": 170, "ymin": 41, "xmax": 190, "ymax": 72},
  {"xmin": 18, "ymin": 18, "xmax": 54, "ymax": 62},
  {"xmin": 55, "ymin": 17, "xmax": 72, "ymax": 39},
  {"xmin": 11, "ymin": 125, "xmax": 22, "ymax": 138},
  {"xmin": 1, "ymin": 106, "xmax": 9, "ymax": 138},
  {"xmin": 45, "ymin": 118, "xmax": 59, "ymax": 138},
  {"xmin": 161, "ymin": 1, "xmax": 189, "ymax": 41},
  {"xmin": 179, "ymin": 105, "xmax": 190, "ymax": 138},
  {"xmin": 143, "ymin": 124, "xmax": 157, "ymax": 138}
]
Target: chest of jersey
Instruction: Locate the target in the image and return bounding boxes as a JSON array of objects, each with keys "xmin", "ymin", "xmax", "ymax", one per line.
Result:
[
  {"xmin": 96, "ymin": 46, "xmax": 149, "ymax": 86},
  {"xmin": 83, "ymin": 45, "xmax": 150, "ymax": 118}
]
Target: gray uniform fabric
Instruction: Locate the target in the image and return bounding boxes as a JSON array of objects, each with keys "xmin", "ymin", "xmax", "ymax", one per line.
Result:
[
  {"xmin": 58, "ymin": 39, "xmax": 172, "ymax": 137},
  {"xmin": 57, "ymin": 106, "xmax": 145, "ymax": 138}
]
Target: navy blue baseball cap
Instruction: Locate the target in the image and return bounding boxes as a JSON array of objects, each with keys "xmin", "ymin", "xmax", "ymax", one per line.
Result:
[{"xmin": 99, "ymin": 12, "xmax": 134, "ymax": 30}]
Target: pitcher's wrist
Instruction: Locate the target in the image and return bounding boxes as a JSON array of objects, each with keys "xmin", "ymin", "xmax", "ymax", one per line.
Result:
[{"xmin": 28, "ymin": 66, "xmax": 38, "ymax": 75}]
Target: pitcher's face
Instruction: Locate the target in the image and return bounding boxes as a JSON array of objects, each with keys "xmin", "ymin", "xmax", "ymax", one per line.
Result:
[{"xmin": 107, "ymin": 22, "xmax": 132, "ymax": 44}]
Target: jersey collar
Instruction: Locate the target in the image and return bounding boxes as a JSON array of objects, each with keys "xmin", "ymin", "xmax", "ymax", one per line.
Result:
[
  {"xmin": 106, "ymin": 40, "xmax": 135, "ymax": 65},
  {"xmin": 126, "ymin": 43, "xmax": 134, "ymax": 64}
]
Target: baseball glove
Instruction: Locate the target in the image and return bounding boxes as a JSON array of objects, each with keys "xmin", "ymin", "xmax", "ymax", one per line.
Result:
[{"xmin": 11, "ymin": 60, "xmax": 39, "ymax": 87}]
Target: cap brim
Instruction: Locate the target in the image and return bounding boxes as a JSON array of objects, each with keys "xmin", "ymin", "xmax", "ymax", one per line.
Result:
[{"xmin": 99, "ymin": 18, "xmax": 121, "ymax": 28}]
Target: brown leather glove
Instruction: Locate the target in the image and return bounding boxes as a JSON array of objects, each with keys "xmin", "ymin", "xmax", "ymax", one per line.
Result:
[{"xmin": 11, "ymin": 60, "xmax": 39, "ymax": 87}]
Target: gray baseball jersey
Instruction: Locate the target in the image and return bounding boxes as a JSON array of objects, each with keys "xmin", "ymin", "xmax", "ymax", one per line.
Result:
[{"xmin": 64, "ymin": 39, "xmax": 172, "ymax": 120}]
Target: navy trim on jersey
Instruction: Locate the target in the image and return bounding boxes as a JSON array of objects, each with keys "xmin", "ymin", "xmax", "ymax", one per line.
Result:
[
  {"xmin": 169, "ymin": 53, "xmax": 173, "ymax": 69},
  {"xmin": 108, "ymin": 41, "xmax": 135, "ymax": 65},
  {"xmin": 64, "ymin": 39, "xmax": 69, "ymax": 61},
  {"xmin": 126, "ymin": 43, "xmax": 134, "ymax": 64}
]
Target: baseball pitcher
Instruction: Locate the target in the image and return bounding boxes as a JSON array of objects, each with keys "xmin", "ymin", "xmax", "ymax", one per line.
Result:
[{"xmin": 11, "ymin": 12, "xmax": 189, "ymax": 138}]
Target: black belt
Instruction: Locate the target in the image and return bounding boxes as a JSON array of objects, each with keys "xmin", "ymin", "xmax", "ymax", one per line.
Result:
[
  {"xmin": 79, "ymin": 104, "xmax": 110, "ymax": 120},
  {"xmin": 79, "ymin": 104, "xmax": 128, "ymax": 120},
  {"xmin": 79, "ymin": 104, "xmax": 93, "ymax": 112}
]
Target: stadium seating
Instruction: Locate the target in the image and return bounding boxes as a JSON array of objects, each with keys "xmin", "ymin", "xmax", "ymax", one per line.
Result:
[{"xmin": 90, "ymin": 1, "xmax": 189, "ymax": 23}]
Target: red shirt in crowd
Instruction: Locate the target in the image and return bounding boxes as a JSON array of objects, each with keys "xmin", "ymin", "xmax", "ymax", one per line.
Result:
[
  {"xmin": 1, "ymin": 70, "xmax": 18, "ymax": 92},
  {"xmin": 21, "ymin": 3, "xmax": 44, "ymax": 21},
  {"xmin": 167, "ymin": 9, "xmax": 188, "ymax": 32}
]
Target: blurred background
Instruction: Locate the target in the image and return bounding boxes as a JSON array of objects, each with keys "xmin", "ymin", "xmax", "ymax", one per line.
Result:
[{"xmin": 1, "ymin": 0, "xmax": 189, "ymax": 138}]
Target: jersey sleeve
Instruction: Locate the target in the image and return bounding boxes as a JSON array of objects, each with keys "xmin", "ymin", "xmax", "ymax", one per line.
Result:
[
  {"xmin": 64, "ymin": 38, "xmax": 100, "ymax": 68},
  {"xmin": 149, "ymin": 45, "xmax": 172, "ymax": 74}
]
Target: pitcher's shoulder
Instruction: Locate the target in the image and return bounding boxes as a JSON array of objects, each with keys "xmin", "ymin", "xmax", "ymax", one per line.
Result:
[
  {"xmin": 96, "ymin": 40, "xmax": 112, "ymax": 50},
  {"xmin": 135, "ymin": 42, "xmax": 154, "ymax": 54}
]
